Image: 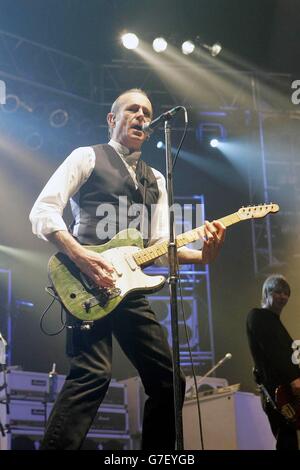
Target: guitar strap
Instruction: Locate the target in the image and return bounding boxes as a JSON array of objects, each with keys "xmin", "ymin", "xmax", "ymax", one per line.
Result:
[
  {"xmin": 252, "ymin": 367, "xmax": 277, "ymax": 410},
  {"xmin": 257, "ymin": 382, "xmax": 277, "ymax": 411}
]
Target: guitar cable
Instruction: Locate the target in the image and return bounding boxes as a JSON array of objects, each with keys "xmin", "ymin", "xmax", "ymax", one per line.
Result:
[{"xmin": 39, "ymin": 287, "xmax": 67, "ymax": 336}]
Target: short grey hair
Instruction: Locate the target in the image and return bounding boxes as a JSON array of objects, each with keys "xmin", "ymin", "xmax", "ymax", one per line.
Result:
[{"xmin": 110, "ymin": 88, "xmax": 150, "ymax": 114}]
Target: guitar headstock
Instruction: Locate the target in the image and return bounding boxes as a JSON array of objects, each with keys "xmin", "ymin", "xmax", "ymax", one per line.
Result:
[{"xmin": 237, "ymin": 203, "xmax": 280, "ymax": 220}]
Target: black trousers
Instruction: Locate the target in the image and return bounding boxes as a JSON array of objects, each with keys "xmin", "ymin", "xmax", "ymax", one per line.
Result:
[{"xmin": 41, "ymin": 294, "xmax": 186, "ymax": 450}]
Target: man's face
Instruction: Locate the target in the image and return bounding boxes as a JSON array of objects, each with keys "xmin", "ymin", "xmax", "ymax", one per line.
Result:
[
  {"xmin": 107, "ymin": 92, "xmax": 153, "ymax": 151},
  {"xmin": 266, "ymin": 288, "xmax": 290, "ymax": 315}
]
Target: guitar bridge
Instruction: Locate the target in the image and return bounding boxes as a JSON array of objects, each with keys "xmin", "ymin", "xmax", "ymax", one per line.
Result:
[{"xmin": 83, "ymin": 287, "xmax": 121, "ymax": 311}]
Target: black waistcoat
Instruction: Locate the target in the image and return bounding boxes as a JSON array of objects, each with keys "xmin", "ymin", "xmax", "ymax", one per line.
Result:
[{"xmin": 73, "ymin": 144, "xmax": 159, "ymax": 245}]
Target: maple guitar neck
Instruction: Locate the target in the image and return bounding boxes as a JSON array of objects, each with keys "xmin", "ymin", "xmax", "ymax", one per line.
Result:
[{"xmin": 133, "ymin": 204, "xmax": 279, "ymax": 267}]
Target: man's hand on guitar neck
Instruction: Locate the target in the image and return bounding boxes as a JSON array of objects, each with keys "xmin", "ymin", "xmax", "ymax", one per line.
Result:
[
  {"xmin": 46, "ymin": 230, "xmax": 115, "ymax": 288},
  {"xmin": 177, "ymin": 220, "xmax": 226, "ymax": 265},
  {"xmin": 200, "ymin": 220, "xmax": 226, "ymax": 264}
]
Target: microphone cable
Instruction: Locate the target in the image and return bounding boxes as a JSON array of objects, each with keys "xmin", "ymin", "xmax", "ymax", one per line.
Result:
[{"xmin": 172, "ymin": 106, "xmax": 188, "ymax": 170}]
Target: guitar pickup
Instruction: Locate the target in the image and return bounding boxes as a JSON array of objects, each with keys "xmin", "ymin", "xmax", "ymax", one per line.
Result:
[
  {"xmin": 80, "ymin": 272, "xmax": 96, "ymax": 291},
  {"xmin": 83, "ymin": 288, "xmax": 121, "ymax": 310}
]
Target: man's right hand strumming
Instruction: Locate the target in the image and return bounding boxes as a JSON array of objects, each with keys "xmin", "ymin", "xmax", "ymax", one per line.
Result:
[
  {"xmin": 46, "ymin": 230, "xmax": 115, "ymax": 289},
  {"xmin": 74, "ymin": 249, "xmax": 115, "ymax": 288}
]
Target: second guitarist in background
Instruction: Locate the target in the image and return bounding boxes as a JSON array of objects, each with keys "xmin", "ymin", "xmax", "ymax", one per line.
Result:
[
  {"xmin": 247, "ymin": 274, "xmax": 300, "ymax": 450},
  {"xmin": 29, "ymin": 88, "xmax": 225, "ymax": 450}
]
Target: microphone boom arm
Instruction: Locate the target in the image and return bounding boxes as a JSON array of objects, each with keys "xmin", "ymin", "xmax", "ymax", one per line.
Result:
[{"xmin": 142, "ymin": 106, "xmax": 182, "ymax": 133}]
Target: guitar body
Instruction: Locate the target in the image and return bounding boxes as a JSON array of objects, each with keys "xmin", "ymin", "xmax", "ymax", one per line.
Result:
[
  {"xmin": 275, "ymin": 384, "xmax": 300, "ymax": 429},
  {"xmin": 48, "ymin": 229, "xmax": 166, "ymax": 322}
]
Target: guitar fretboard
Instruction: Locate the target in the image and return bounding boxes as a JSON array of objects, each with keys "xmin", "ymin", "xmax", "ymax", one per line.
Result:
[{"xmin": 133, "ymin": 212, "xmax": 241, "ymax": 267}]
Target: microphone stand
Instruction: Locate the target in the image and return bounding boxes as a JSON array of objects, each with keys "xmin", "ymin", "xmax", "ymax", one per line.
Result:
[{"xmin": 164, "ymin": 120, "xmax": 184, "ymax": 450}]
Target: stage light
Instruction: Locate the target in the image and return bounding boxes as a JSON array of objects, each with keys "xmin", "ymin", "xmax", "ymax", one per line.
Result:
[
  {"xmin": 182, "ymin": 41, "xmax": 195, "ymax": 55},
  {"xmin": 210, "ymin": 42, "xmax": 222, "ymax": 57},
  {"xmin": 121, "ymin": 33, "xmax": 139, "ymax": 50},
  {"xmin": 152, "ymin": 37, "xmax": 168, "ymax": 53},
  {"xmin": 156, "ymin": 141, "xmax": 164, "ymax": 149},
  {"xmin": 210, "ymin": 43, "xmax": 222, "ymax": 57},
  {"xmin": 0, "ymin": 94, "xmax": 20, "ymax": 113},
  {"xmin": 210, "ymin": 138, "xmax": 219, "ymax": 148},
  {"xmin": 202, "ymin": 42, "xmax": 222, "ymax": 57},
  {"xmin": 197, "ymin": 122, "xmax": 226, "ymax": 147},
  {"xmin": 0, "ymin": 94, "xmax": 32, "ymax": 113},
  {"xmin": 25, "ymin": 131, "xmax": 43, "ymax": 151},
  {"xmin": 49, "ymin": 109, "xmax": 69, "ymax": 128}
]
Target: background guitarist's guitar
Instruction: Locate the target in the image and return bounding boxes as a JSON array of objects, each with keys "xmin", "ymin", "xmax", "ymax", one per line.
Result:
[
  {"xmin": 48, "ymin": 203, "xmax": 279, "ymax": 322},
  {"xmin": 275, "ymin": 384, "xmax": 300, "ymax": 430}
]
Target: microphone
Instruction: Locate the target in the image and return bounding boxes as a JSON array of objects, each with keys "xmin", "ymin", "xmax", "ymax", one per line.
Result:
[
  {"xmin": 195, "ymin": 353, "xmax": 232, "ymax": 389},
  {"xmin": 213, "ymin": 352, "xmax": 232, "ymax": 368},
  {"xmin": 184, "ymin": 352, "xmax": 233, "ymax": 399},
  {"xmin": 142, "ymin": 106, "xmax": 182, "ymax": 133},
  {"xmin": 224, "ymin": 352, "xmax": 232, "ymax": 361}
]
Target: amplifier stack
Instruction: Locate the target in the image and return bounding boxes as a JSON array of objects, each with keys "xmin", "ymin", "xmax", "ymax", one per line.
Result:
[{"xmin": 0, "ymin": 369, "xmax": 131, "ymax": 450}]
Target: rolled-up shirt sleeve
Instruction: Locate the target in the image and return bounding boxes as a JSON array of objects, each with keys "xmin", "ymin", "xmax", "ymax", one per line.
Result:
[{"xmin": 29, "ymin": 147, "xmax": 95, "ymax": 240}]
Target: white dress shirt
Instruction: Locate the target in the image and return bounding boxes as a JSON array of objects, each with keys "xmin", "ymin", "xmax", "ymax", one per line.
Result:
[{"xmin": 29, "ymin": 140, "xmax": 170, "ymax": 263}]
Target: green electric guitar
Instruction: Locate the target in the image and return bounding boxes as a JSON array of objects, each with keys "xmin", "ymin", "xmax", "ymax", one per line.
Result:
[{"xmin": 48, "ymin": 203, "xmax": 279, "ymax": 322}]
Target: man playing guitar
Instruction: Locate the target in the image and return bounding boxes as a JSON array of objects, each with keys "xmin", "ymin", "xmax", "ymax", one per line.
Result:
[{"xmin": 247, "ymin": 275, "xmax": 300, "ymax": 450}]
